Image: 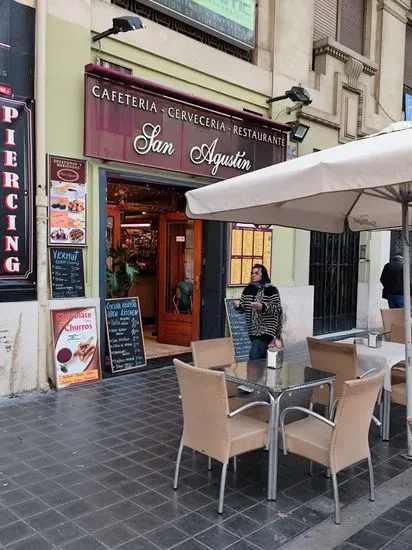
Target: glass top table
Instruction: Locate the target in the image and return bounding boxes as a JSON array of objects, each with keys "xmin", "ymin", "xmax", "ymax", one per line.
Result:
[
  {"xmin": 212, "ymin": 359, "xmax": 335, "ymax": 394},
  {"xmin": 212, "ymin": 359, "xmax": 335, "ymax": 501}
]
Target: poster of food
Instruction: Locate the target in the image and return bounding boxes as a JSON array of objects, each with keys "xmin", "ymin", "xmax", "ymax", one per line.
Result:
[
  {"xmin": 48, "ymin": 156, "xmax": 87, "ymax": 246},
  {"xmin": 50, "ymin": 307, "xmax": 101, "ymax": 389}
]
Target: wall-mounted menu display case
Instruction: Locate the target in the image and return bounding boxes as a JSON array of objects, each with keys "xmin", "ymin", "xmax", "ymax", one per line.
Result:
[{"xmin": 228, "ymin": 223, "xmax": 273, "ymax": 286}]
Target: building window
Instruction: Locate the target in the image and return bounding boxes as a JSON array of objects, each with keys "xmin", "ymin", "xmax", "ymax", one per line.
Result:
[
  {"xmin": 98, "ymin": 59, "xmax": 132, "ymax": 75},
  {"xmin": 313, "ymin": 0, "xmax": 366, "ymax": 55},
  {"xmin": 110, "ymin": 0, "xmax": 252, "ymax": 62}
]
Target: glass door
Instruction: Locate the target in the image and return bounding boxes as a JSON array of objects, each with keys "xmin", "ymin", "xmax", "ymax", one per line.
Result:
[{"xmin": 157, "ymin": 213, "xmax": 202, "ymax": 346}]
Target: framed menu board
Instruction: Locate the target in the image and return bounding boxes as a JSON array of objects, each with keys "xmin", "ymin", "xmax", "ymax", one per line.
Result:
[
  {"xmin": 48, "ymin": 155, "xmax": 87, "ymax": 246},
  {"xmin": 228, "ymin": 224, "xmax": 273, "ymax": 286},
  {"xmin": 105, "ymin": 298, "xmax": 146, "ymax": 373},
  {"xmin": 49, "ymin": 247, "xmax": 85, "ymax": 299}
]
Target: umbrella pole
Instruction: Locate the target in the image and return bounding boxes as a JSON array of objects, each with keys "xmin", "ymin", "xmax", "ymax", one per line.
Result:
[{"xmin": 401, "ymin": 199, "xmax": 412, "ymax": 458}]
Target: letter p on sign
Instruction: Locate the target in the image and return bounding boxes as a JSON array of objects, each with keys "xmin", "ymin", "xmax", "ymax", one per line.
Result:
[{"xmin": 1, "ymin": 106, "xmax": 19, "ymax": 124}]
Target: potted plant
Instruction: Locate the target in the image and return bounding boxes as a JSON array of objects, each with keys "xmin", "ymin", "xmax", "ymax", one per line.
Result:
[{"xmin": 106, "ymin": 245, "xmax": 139, "ymax": 298}]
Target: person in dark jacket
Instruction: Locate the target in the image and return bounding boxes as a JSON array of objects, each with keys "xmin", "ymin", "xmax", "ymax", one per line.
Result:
[
  {"xmin": 234, "ymin": 264, "xmax": 283, "ymax": 360},
  {"xmin": 380, "ymin": 254, "xmax": 404, "ymax": 308}
]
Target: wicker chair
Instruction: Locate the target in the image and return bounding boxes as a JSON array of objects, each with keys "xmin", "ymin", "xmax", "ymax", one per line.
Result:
[
  {"xmin": 191, "ymin": 338, "xmax": 238, "ymax": 397},
  {"xmin": 389, "ymin": 323, "xmax": 407, "ymax": 385},
  {"xmin": 173, "ymin": 359, "xmax": 272, "ymax": 513},
  {"xmin": 381, "ymin": 308, "xmax": 404, "ymax": 341},
  {"xmin": 307, "ymin": 338, "xmax": 359, "ymax": 411},
  {"xmin": 280, "ymin": 371, "xmax": 384, "ymax": 524}
]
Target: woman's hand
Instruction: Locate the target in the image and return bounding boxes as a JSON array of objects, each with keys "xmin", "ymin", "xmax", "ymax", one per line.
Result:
[
  {"xmin": 269, "ymin": 338, "xmax": 283, "ymax": 349},
  {"xmin": 233, "ymin": 299, "xmax": 240, "ymax": 308},
  {"xmin": 251, "ymin": 302, "xmax": 263, "ymax": 312}
]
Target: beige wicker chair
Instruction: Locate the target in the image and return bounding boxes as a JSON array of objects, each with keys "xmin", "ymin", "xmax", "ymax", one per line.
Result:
[
  {"xmin": 191, "ymin": 338, "xmax": 269, "ymax": 422},
  {"xmin": 307, "ymin": 338, "xmax": 359, "ymax": 410},
  {"xmin": 280, "ymin": 371, "xmax": 384, "ymax": 524},
  {"xmin": 381, "ymin": 308, "xmax": 404, "ymax": 341},
  {"xmin": 389, "ymin": 323, "xmax": 407, "ymax": 385},
  {"xmin": 191, "ymin": 338, "xmax": 238, "ymax": 397},
  {"xmin": 173, "ymin": 359, "xmax": 272, "ymax": 514}
]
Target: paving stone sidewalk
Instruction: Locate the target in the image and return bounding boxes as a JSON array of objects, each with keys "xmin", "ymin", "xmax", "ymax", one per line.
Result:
[{"xmin": 0, "ymin": 342, "xmax": 407, "ymax": 549}]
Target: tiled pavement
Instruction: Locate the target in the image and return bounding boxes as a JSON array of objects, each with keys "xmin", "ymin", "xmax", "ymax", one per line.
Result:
[{"xmin": 0, "ymin": 343, "xmax": 408, "ymax": 549}]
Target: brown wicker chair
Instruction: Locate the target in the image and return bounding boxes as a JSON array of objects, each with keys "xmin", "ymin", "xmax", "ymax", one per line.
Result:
[
  {"xmin": 173, "ymin": 359, "xmax": 272, "ymax": 513},
  {"xmin": 191, "ymin": 338, "xmax": 238, "ymax": 397},
  {"xmin": 307, "ymin": 338, "xmax": 359, "ymax": 411},
  {"xmin": 381, "ymin": 308, "xmax": 404, "ymax": 341},
  {"xmin": 389, "ymin": 323, "xmax": 407, "ymax": 385},
  {"xmin": 280, "ymin": 371, "xmax": 384, "ymax": 524}
]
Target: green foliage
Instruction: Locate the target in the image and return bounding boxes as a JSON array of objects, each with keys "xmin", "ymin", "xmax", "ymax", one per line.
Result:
[{"xmin": 106, "ymin": 245, "xmax": 139, "ymax": 298}]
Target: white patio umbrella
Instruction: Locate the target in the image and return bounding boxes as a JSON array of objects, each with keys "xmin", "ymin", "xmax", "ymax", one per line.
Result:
[{"xmin": 185, "ymin": 121, "xmax": 412, "ymax": 456}]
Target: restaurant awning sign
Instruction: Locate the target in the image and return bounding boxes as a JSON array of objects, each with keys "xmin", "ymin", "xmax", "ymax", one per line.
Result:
[
  {"xmin": 0, "ymin": 96, "xmax": 33, "ymax": 280},
  {"xmin": 84, "ymin": 73, "xmax": 287, "ymax": 179}
]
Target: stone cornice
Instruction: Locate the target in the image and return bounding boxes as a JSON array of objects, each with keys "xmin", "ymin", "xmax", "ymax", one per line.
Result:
[
  {"xmin": 313, "ymin": 38, "xmax": 378, "ymax": 77},
  {"xmin": 377, "ymin": 0, "xmax": 409, "ymax": 23}
]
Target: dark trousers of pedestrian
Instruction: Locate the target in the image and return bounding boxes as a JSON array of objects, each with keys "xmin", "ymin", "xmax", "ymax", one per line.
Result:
[
  {"xmin": 249, "ymin": 338, "xmax": 269, "ymax": 360},
  {"xmin": 387, "ymin": 294, "xmax": 404, "ymax": 309}
]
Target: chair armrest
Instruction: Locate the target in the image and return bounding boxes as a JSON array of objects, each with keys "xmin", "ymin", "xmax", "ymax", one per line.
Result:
[
  {"xmin": 228, "ymin": 400, "xmax": 270, "ymax": 418},
  {"xmin": 280, "ymin": 406, "xmax": 335, "ymax": 456},
  {"xmin": 359, "ymin": 368, "xmax": 377, "ymax": 379}
]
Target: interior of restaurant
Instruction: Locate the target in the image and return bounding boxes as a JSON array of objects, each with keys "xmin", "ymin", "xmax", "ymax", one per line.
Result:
[{"xmin": 105, "ymin": 179, "xmax": 195, "ymax": 364}]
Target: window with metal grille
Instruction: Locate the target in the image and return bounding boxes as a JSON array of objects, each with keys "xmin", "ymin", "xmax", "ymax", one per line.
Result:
[
  {"xmin": 405, "ymin": 24, "xmax": 412, "ymax": 88},
  {"xmin": 98, "ymin": 58, "xmax": 132, "ymax": 75},
  {"xmin": 110, "ymin": 0, "xmax": 252, "ymax": 62},
  {"xmin": 313, "ymin": 0, "xmax": 365, "ymax": 55}
]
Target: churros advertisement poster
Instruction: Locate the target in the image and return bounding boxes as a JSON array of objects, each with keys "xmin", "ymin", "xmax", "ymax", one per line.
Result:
[
  {"xmin": 48, "ymin": 155, "xmax": 87, "ymax": 246},
  {"xmin": 51, "ymin": 307, "xmax": 101, "ymax": 389}
]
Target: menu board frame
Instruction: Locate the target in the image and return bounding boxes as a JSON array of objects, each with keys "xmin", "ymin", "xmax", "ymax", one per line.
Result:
[
  {"xmin": 48, "ymin": 155, "xmax": 88, "ymax": 246},
  {"xmin": 228, "ymin": 223, "xmax": 273, "ymax": 286},
  {"xmin": 105, "ymin": 298, "xmax": 147, "ymax": 373},
  {"xmin": 224, "ymin": 298, "xmax": 250, "ymax": 360},
  {"xmin": 50, "ymin": 306, "xmax": 101, "ymax": 390},
  {"xmin": 49, "ymin": 247, "xmax": 86, "ymax": 299}
]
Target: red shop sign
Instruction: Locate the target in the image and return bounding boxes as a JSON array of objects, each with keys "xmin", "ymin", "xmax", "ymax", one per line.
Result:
[
  {"xmin": 0, "ymin": 97, "xmax": 34, "ymax": 280},
  {"xmin": 84, "ymin": 73, "xmax": 287, "ymax": 179}
]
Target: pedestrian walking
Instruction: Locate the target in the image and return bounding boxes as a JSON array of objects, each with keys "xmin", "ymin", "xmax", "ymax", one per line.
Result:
[
  {"xmin": 380, "ymin": 253, "xmax": 405, "ymax": 308},
  {"xmin": 233, "ymin": 264, "xmax": 283, "ymax": 360}
]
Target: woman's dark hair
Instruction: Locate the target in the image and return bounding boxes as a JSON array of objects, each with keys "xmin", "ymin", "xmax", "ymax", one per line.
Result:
[{"xmin": 253, "ymin": 264, "xmax": 271, "ymax": 284}]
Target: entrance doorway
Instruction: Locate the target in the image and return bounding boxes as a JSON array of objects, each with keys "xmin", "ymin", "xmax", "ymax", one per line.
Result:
[
  {"xmin": 309, "ymin": 230, "xmax": 360, "ymax": 335},
  {"xmin": 105, "ymin": 179, "xmax": 202, "ymax": 364}
]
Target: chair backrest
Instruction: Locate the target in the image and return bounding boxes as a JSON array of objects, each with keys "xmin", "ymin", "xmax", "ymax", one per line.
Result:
[
  {"xmin": 330, "ymin": 371, "xmax": 384, "ymax": 474},
  {"xmin": 307, "ymin": 337, "xmax": 359, "ymax": 405},
  {"xmin": 191, "ymin": 338, "xmax": 235, "ymax": 369},
  {"xmin": 390, "ymin": 322, "xmax": 407, "ymax": 344},
  {"xmin": 174, "ymin": 359, "xmax": 231, "ymax": 463},
  {"xmin": 381, "ymin": 308, "xmax": 404, "ymax": 341}
]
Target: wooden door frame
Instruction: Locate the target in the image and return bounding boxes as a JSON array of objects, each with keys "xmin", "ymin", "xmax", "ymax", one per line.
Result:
[
  {"xmin": 157, "ymin": 212, "xmax": 202, "ymax": 345},
  {"xmin": 98, "ymin": 168, "xmax": 201, "ymax": 372}
]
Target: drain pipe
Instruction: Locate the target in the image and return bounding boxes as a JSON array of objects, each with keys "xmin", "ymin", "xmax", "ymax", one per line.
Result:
[{"xmin": 35, "ymin": 0, "xmax": 49, "ymax": 390}]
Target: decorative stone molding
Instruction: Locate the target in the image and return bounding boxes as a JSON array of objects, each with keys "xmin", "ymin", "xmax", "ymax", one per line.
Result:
[
  {"xmin": 313, "ymin": 38, "xmax": 378, "ymax": 77},
  {"xmin": 345, "ymin": 57, "xmax": 364, "ymax": 89},
  {"xmin": 377, "ymin": 0, "xmax": 409, "ymax": 24}
]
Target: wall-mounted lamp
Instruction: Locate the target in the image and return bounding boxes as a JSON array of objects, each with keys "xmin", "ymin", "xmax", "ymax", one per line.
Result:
[
  {"xmin": 267, "ymin": 86, "xmax": 312, "ymax": 106},
  {"xmin": 92, "ymin": 16, "xmax": 145, "ymax": 42},
  {"xmin": 288, "ymin": 121, "xmax": 310, "ymax": 143}
]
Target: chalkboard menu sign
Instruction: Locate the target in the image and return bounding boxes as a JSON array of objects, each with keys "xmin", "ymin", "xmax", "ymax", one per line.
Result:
[
  {"xmin": 105, "ymin": 298, "xmax": 146, "ymax": 373},
  {"xmin": 49, "ymin": 247, "xmax": 85, "ymax": 299},
  {"xmin": 225, "ymin": 298, "xmax": 250, "ymax": 360}
]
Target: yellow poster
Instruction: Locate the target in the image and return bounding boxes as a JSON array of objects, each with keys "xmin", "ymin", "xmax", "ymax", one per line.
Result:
[
  {"xmin": 263, "ymin": 231, "xmax": 272, "ymax": 270},
  {"xmin": 230, "ymin": 258, "xmax": 242, "ymax": 285},
  {"xmin": 242, "ymin": 230, "xmax": 253, "ymax": 256},
  {"xmin": 231, "ymin": 229, "xmax": 243, "ymax": 256},
  {"xmin": 242, "ymin": 258, "xmax": 253, "ymax": 284},
  {"xmin": 253, "ymin": 231, "xmax": 264, "ymax": 256}
]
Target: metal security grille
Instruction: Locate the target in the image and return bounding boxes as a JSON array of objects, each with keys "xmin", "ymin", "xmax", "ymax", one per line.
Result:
[
  {"xmin": 390, "ymin": 230, "xmax": 412, "ymax": 261},
  {"xmin": 310, "ymin": 230, "xmax": 360, "ymax": 335},
  {"xmin": 111, "ymin": 0, "xmax": 252, "ymax": 62}
]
